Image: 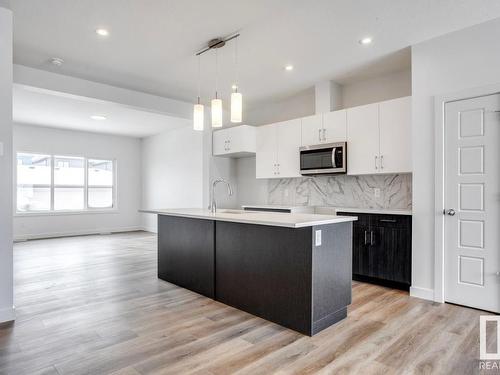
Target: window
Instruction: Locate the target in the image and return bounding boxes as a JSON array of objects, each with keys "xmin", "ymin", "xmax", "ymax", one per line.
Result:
[
  {"xmin": 17, "ymin": 153, "xmax": 51, "ymax": 212},
  {"xmin": 88, "ymin": 159, "xmax": 114, "ymax": 208},
  {"xmin": 54, "ymin": 156, "xmax": 85, "ymax": 210},
  {"xmin": 16, "ymin": 153, "xmax": 115, "ymax": 213}
]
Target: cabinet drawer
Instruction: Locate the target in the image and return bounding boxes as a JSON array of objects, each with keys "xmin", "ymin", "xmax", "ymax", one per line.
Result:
[{"xmin": 370, "ymin": 214, "xmax": 411, "ymax": 228}]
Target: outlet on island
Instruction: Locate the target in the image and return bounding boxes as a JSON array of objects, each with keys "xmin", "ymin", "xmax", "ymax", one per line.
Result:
[{"xmin": 374, "ymin": 188, "xmax": 381, "ymax": 198}]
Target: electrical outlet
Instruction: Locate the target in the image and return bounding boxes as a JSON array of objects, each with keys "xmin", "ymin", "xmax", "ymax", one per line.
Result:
[
  {"xmin": 284, "ymin": 188, "xmax": 289, "ymax": 198},
  {"xmin": 315, "ymin": 230, "xmax": 322, "ymax": 246},
  {"xmin": 374, "ymin": 188, "xmax": 381, "ymax": 198}
]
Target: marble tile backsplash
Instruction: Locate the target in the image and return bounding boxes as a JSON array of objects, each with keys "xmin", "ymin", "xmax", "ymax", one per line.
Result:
[{"xmin": 268, "ymin": 174, "xmax": 412, "ymax": 209}]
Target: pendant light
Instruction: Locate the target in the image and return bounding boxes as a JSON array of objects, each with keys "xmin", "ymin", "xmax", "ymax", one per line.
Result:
[
  {"xmin": 211, "ymin": 48, "xmax": 223, "ymax": 128},
  {"xmin": 231, "ymin": 38, "xmax": 242, "ymax": 123},
  {"xmin": 193, "ymin": 55, "xmax": 204, "ymax": 131}
]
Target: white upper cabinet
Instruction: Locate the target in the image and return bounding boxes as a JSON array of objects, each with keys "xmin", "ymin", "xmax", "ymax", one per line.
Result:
[
  {"xmin": 276, "ymin": 119, "xmax": 302, "ymax": 178},
  {"xmin": 347, "ymin": 103, "xmax": 380, "ymax": 175},
  {"xmin": 256, "ymin": 119, "xmax": 301, "ymax": 179},
  {"xmin": 301, "ymin": 110, "xmax": 347, "ymax": 146},
  {"xmin": 301, "ymin": 114, "xmax": 324, "ymax": 146},
  {"xmin": 347, "ymin": 96, "xmax": 412, "ymax": 175},
  {"xmin": 378, "ymin": 96, "xmax": 412, "ymax": 174},
  {"xmin": 256, "ymin": 96, "xmax": 411, "ymax": 178},
  {"xmin": 212, "ymin": 125, "xmax": 256, "ymax": 157},
  {"xmin": 323, "ymin": 109, "xmax": 347, "ymax": 143},
  {"xmin": 256, "ymin": 124, "xmax": 278, "ymax": 178}
]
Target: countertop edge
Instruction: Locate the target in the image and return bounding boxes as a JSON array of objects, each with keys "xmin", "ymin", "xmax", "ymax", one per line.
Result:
[{"xmin": 140, "ymin": 209, "xmax": 357, "ymax": 228}]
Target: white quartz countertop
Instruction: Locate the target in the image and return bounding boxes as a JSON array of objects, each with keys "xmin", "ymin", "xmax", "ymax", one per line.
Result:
[{"xmin": 140, "ymin": 208, "xmax": 357, "ymax": 228}]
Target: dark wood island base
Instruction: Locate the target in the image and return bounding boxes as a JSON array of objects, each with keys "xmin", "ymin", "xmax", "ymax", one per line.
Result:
[{"xmin": 158, "ymin": 214, "xmax": 353, "ymax": 336}]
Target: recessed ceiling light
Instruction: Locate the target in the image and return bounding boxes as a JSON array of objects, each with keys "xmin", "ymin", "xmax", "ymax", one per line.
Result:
[
  {"xmin": 284, "ymin": 65, "xmax": 294, "ymax": 71},
  {"xmin": 90, "ymin": 115, "xmax": 107, "ymax": 121},
  {"xmin": 359, "ymin": 37, "xmax": 373, "ymax": 45},
  {"xmin": 49, "ymin": 57, "xmax": 64, "ymax": 67},
  {"xmin": 95, "ymin": 28, "xmax": 109, "ymax": 37}
]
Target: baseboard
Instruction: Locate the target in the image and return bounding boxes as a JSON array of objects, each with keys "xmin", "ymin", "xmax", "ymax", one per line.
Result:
[
  {"xmin": 0, "ymin": 306, "xmax": 15, "ymax": 323},
  {"xmin": 410, "ymin": 286, "xmax": 434, "ymax": 301},
  {"xmin": 141, "ymin": 226, "xmax": 157, "ymax": 234},
  {"xmin": 14, "ymin": 226, "xmax": 144, "ymax": 241}
]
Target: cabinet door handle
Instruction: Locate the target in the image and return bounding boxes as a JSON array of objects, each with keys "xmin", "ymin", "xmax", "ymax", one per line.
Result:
[
  {"xmin": 322, "ymin": 128, "xmax": 326, "ymax": 141},
  {"xmin": 364, "ymin": 230, "xmax": 368, "ymax": 245},
  {"xmin": 380, "ymin": 155, "xmax": 384, "ymax": 170},
  {"xmin": 370, "ymin": 231, "xmax": 375, "ymax": 246},
  {"xmin": 374, "ymin": 155, "xmax": 378, "ymax": 170},
  {"xmin": 379, "ymin": 219, "xmax": 397, "ymax": 223},
  {"xmin": 318, "ymin": 129, "xmax": 322, "ymax": 142}
]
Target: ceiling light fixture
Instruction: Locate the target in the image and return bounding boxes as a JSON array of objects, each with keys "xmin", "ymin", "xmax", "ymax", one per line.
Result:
[
  {"xmin": 285, "ymin": 64, "xmax": 294, "ymax": 71},
  {"xmin": 49, "ymin": 57, "xmax": 64, "ymax": 67},
  {"xmin": 193, "ymin": 55, "xmax": 204, "ymax": 131},
  {"xmin": 359, "ymin": 37, "xmax": 373, "ymax": 45},
  {"xmin": 95, "ymin": 28, "xmax": 109, "ymax": 37},
  {"xmin": 90, "ymin": 115, "xmax": 107, "ymax": 121},
  {"xmin": 231, "ymin": 37, "xmax": 242, "ymax": 123},
  {"xmin": 194, "ymin": 33, "xmax": 241, "ymax": 129}
]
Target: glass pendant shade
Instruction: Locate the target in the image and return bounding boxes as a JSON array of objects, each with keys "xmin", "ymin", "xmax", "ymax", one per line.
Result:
[
  {"xmin": 193, "ymin": 103, "xmax": 204, "ymax": 131},
  {"xmin": 211, "ymin": 98, "xmax": 223, "ymax": 128},
  {"xmin": 230, "ymin": 92, "xmax": 242, "ymax": 123}
]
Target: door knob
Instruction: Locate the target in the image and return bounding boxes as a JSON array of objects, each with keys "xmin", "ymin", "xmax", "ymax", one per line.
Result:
[{"xmin": 444, "ymin": 209, "xmax": 456, "ymax": 216}]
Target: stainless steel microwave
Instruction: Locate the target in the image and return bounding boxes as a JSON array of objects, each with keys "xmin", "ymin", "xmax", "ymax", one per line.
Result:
[{"xmin": 299, "ymin": 142, "xmax": 347, "ymax": 175}]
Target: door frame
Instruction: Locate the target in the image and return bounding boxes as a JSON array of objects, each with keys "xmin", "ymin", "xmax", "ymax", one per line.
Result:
[{"xmin": 434, "ymin": 83, "xmax": 500, "ymax": 303}]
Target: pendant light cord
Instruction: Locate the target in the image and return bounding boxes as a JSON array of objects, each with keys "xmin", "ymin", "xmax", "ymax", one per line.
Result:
[
  {"xmin": 215, "ymin": 48, "xmax": 218, "ymax": 99},
  {"xmin": 197, "ymin": 55, "xmax": 201, "ymax": 104},
  {"xmin": 234, "ymin": 37, "xmax": 239, "ymax": 93}
]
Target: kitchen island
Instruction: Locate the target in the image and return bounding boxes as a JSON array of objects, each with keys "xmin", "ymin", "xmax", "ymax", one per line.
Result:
[{"xmin": 141, "ymin": 208, "xmax": 356, "ymax": 336}]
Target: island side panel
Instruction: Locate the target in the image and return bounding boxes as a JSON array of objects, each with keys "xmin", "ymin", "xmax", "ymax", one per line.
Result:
[
  {"xmin": 215, "ymin": 221, "xmax": 313, "ymax": 335},
  {"xmin": 311, "ymin": 221, "xmax": 353, "ymax": 335},
  {"xmin": 158, "ymin": 215, "xmax": 215, "ymax": 298}
]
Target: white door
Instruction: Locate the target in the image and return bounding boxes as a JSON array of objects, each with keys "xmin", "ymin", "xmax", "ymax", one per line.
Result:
[
  {"xmin": 444, "ymin": 94, "xmax": 500, "ymax": 313},
  {"xmin": 256, "ymin": 124, "xmax": 278, "ymax": 178},
  {"xmin": 276, "ymin": 119, "xmax": 302, "ymax": 178},
  {"xmin": 323, "ymin": 109, "xmax": 347, "ymax": 143},
  {"xmin": 347, "ymin": 103, "xmax": 380, "ymax": 175},
  {"xmin": 379, "ymin": 96, "xmax": 412, "ymax": 173},
  {"xmin": 301, "ymin": 114, "xmax": 323, "ymax": 146},
  {"xmin": 212, "ymin": 129, "xmax": 229, "ymax": 156}
]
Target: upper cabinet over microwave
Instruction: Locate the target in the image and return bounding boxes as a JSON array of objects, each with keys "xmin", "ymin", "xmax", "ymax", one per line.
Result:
[
  {"xmin": 301, "ymin": 110, "xmax": 347, "ymax": 146},
  {"xmin": 347, "ymin": 96, "xmax": 411, "ymax": 175}
]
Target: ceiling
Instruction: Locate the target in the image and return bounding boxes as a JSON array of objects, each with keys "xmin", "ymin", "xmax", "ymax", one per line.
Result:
[
  {"xmin": 11, "ymin": 0, "xmax": 500, "ymax": 109},
  {"xmin": 13, "ymin": 85, "xmax": 189, "ymax": 137}
]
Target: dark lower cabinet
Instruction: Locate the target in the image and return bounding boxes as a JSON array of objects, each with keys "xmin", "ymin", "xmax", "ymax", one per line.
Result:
[
  {"xmin": 215, "ymin": 221, "xmax": 352, "ymax": 336},
  {"xmin": 338, "ymin": 212, "xmax": 412, "ymax": 290},
  {"xmin": 158, "ymin": 215, "xmax": 215, "ymax": 298}
]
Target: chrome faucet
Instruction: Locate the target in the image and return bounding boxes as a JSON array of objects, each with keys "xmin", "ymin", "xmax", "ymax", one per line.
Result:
[{"xmin": 209, "ymin": 178, "xmax": 233, "ymax": 213}]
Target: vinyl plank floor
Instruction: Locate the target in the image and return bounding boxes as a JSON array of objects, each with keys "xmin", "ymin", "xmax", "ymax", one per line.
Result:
[{"xmin": 0, "ymin": 231, "xmax": 491, "ymax": 374}]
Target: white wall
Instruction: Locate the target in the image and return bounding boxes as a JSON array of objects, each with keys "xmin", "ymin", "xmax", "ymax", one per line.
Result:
[
  {"xmin": 0, "ymin": 4, "xmax": 14, "ymax": 323},
  {"xmin": 341, "ymin": 69, "xmax": 411, "ymax": 108},
  {"xmin": 236, "ymin": 156, "xmax": 268, "ymax": 207},
  {"xmin": 141, "ymin": 123, "xmax": 204, "ymax": 232},
  {"xmin": 245, "ymin": 88, "xmax": 315, "ymax": 126},
  {"xmin": 13, "ymin": 124, "xmax": 142, "ymax": 240},
  {"xmin": 411, "ymin": 18, "xmax": 500, "ymax": 299}
]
